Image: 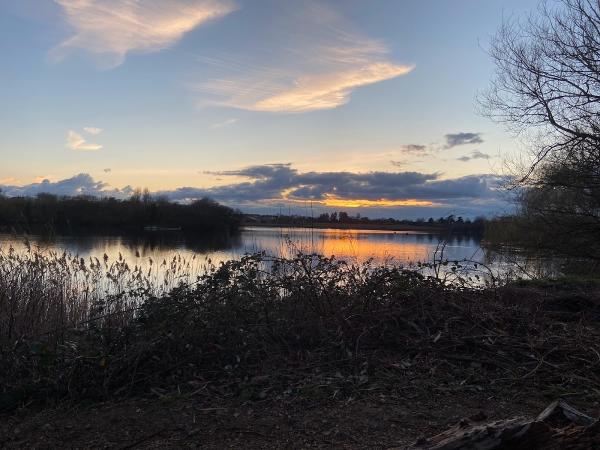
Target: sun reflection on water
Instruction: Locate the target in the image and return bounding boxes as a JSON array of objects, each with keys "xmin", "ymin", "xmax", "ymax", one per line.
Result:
[{"xmin": 0, "ymin": 226, "xmax": 484, "ymax": 270}]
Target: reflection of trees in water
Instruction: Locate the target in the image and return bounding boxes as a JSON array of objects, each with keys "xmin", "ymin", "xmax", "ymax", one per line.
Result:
[
  {"xmin": 483, "ymin": 246, "xmax": 566, "ymax": 280},
  {"xmin": 0, "ymin": 231, "xmax": 241, "ymax": 261},
  {"xmin": 5, "ymin": 228, "xmax": 571, "ymax": 282},
  {"xmin": 123, "ymin": 232, "xmax": 242, "ymax": 254},
  {"xmin": 1, "ymin": 228, "xmax": 487, "ymax": 271}
]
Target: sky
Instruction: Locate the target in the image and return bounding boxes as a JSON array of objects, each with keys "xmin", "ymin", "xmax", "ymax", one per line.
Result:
[{"xmin": 0, "ymin": 0, "xmax": 540, "ymax": 218}]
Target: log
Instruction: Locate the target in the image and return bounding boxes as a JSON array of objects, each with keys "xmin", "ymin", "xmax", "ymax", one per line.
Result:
[{"xmin": 411, "ymin": 400, "xmax": 599, "ymax": 450}]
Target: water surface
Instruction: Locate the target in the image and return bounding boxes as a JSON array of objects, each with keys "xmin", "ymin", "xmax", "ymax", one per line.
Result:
[{"xmin": 0, "ymin": 226, "xmax": 485, "ymax": 268}]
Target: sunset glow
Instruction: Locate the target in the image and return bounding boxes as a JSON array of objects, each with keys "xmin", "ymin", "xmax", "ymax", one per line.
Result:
[
  {"xmin": 321, "ymin": 197, "xmax": 436, "ymax": 208},
  {"xmin": 0, "ymin": 0, "xmax": 534, "ymax": 218}
]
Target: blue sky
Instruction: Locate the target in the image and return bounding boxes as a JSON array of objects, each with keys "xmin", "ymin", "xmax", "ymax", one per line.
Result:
[{"xmin": 0, "ymin": 0, "xmax": 539, "ymax": 218}]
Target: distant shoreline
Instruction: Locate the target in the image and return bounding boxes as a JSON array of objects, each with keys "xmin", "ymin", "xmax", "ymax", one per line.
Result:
[
  {"xmin": 0, "ymin": 222, "xmax": 474, "ymax": 236},
  {"xmin": 242, "ymin": 221, "xmax": 453, "ymax": 233}
]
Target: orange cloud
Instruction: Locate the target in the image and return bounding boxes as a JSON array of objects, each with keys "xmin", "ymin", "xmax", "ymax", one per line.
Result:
[
  {"xmin": 321, "ymin": 196, "xmax": 436, "ymax": 208},
  {"xmin": 250, "ymin": 63, "xmax": 413, "ymax": 113},
  {"xmin": 195, "ymin": 2, "xmax": 413, "ymax": 113}
]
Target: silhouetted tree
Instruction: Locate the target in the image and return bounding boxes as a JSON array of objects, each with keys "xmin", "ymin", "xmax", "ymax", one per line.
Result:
[
  {"xmin": 338, "ymin": 211, "xmax": 350, "ymax": 223},
  {"xmin": 482, "ymin": 0, "xmax": 600, "ymax": 259}
]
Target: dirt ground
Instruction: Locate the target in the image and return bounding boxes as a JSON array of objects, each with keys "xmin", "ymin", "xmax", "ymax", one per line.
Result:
[{"xmin": 1, "ymin": 384, "xmax": 597, "ymax": 449}]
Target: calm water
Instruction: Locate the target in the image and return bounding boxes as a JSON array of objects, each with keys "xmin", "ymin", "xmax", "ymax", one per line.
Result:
[{"xmin": 0, "ymin": 226, "xmax": 487, "ymax": 268}]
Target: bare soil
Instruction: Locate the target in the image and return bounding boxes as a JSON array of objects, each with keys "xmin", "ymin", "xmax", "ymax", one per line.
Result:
[{"xmin": 1, "ymin": 380, "xmax": 598, "ymax": 449}]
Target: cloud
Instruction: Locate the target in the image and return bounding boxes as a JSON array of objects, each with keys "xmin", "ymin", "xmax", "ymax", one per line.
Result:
[
  {"xmin": 163, "ymin": 164, "xmax": 505, "ymax": 211},
  {"xmin": 399, "ymin": 144, "xmax": 428, "ymax": 154},
  {"xmin": 194, "ymin": 2, "xmax": 413, "ymax": 112},
  {"xmin": 33, "ymin": 175, "xmax": 54, "ymax": 183},
  {"xmin": 245, "ymin": 63, "xmax": 413, "ymax": 113},
  {"xmin": 0, "ymin": 173, "xmax": 131, "ymax": 197},
  {"xmin": 83, "ymin": 126, "xmax": 103, "ymax": 135},
  {"xmin": 198, "ymin": 61, "xmax": 413, "ymax": 114},
  {"xmin": 444, "ymin": 132, "xmax": 484, "ymax": 148},
  {"xmin": 51, "ymin": 0, "xmax": 236, "ymax": 68},
  {"xmin": 210, "ymin": 118, "xmax": 238, "ymax": 129},
  {"xmin": 456, "ymin": 150, "xmax": 491, "ymax": 162},
  {"xmin": 66, "ymin": 130, "xmax": 102, "ymax": 151},
  {"xmin": 471, "ymin": 150, "xmax": 491, "ymax": 159}
]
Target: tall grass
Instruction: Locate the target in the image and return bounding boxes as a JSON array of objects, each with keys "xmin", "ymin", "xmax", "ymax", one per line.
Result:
[
  {"xmin": 0, "ymin": 241, "xmax": 209, "ymax": 346},
  {"xmin": 0, "ymin": 237, "xmax": 494, "ymax": 348}
]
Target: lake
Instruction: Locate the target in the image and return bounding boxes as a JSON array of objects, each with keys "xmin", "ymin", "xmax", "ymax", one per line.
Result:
[
  {"xmin": 0, "ymin": 226, "xmax": 486, "ymax": 269},
  {"xmin": 0, "ymin": 226, "xmax": 562, "ymax": 291}
]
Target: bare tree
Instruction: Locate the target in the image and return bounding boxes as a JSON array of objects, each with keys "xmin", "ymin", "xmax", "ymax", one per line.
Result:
[{"xmin": 482, "ymin": 0, "xmax": 600, "ymax": 260}]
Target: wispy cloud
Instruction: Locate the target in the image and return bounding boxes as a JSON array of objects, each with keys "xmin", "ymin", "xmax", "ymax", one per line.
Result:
[
  {"xmin": 194, "ymin": 2, "xmax": 413, "ymax": 112},
  {"xmin": 399, "ymin": 144, "xmax": 428, "ymax": 154},
  {"xmin": 235, "ymin": 63, "xmax": 413, "ymax": 113},
  {"xmin": 51, "ymin": 0, "xmax": 236, "ymax": 68},
  {"xmin": 472, "ymin": 150, "xmax": 491, "ymax": 159},
  {"xmin": 457, "ymin": 150, "xmax": 491, "ymax": 162},
  {"xmin": 444, "ymin": 132, "xmax": 484, "ymax": 148},
  {"xmin": 83, "ymin": 126, "xmax": 103, "ymax": 135},
  {"xmin": 210, "ymin": 118, "xmax": 238, "ymax": 128},
  {"xmin": 66, "ymin": 130, "xmax": 102, "ymax": 151}
]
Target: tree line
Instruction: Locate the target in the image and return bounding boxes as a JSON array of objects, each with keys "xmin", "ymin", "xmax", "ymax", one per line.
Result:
[
  {"xmin": 0, "ymin": 190, "xmax": 240, "ymax": 234},
  {"xmin": 247, "ymin": 211, "xmax": 487, "ymax": 234}
]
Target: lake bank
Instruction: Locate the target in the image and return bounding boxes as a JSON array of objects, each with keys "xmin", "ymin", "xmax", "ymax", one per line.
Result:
[
  {"xmin": 0, "ymin": 271, "xmax": 600, "ymax": 448},
  {"xmin": 242, "ymin": 220, "xmax": 468, "ymax": 234},
  {"xmin": 1, "ymin": 251, "xmax": 600, "ymax": 447}
]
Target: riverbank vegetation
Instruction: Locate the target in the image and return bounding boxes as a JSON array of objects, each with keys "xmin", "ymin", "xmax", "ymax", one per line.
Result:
[
  {"xmin": 1, "ymin": 247, "xmax": 599, "ymax": 417},
  {"xmin": 0, "ymin": 192, "xmax": 240, "ymax": 235}
]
